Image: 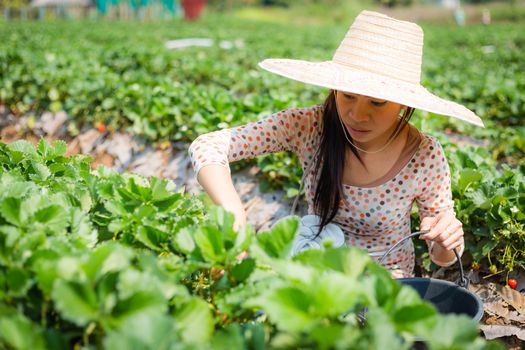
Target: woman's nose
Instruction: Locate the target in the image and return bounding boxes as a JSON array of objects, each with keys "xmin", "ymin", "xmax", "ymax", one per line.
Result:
[{"xmin": 349, "ymin": 99, "xmax": 370, "ymax": 122}]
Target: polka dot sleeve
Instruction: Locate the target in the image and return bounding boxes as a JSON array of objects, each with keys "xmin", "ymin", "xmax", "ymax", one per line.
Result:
[
  {"xmin": 415, "ymin": 137, "xmax": 461, "ymax": 266},
  {"xmin": 188, "ymin": 105, "xmax": 322, "ymax": 178},
  {"xmin": 415, "ymin": 137, "xmax": 454, "ymax": 219}
]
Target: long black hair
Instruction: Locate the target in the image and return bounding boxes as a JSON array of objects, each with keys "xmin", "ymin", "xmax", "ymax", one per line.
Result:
[{"xmin": 312, "ymin": 90, "xmax": 415, "ymax": 237}]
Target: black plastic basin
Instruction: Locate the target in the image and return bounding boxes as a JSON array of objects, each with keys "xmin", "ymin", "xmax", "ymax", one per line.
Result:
[{"xmin": 398, "ymin": 277, "xmax": 484, "ymax": 322}]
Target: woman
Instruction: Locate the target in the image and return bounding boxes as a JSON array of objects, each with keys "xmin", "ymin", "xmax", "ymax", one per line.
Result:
[{"xmin": 188, "ymin": 10, "xmax": 484, "ymax": 277}]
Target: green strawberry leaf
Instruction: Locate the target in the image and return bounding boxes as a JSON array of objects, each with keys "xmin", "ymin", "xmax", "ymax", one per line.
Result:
[
  {"xmin": 174, "ymin": 297, "xmax": 214, "ymax": 345},
  {"xmin": 51, "ymin": 280, "xmax": 99, "ymax": 326}
]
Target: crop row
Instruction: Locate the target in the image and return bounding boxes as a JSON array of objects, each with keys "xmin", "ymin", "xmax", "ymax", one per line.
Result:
[
  {"xmin": 0, "ymin": 139, "xmax": 503, "ymax": 349},
  {"xmin": 0, "ymin": 17, "xmax": 523, "ymax": 278},
  {"xmin": 0, "ymin": 19, "xmax": 524, "ymax": 153}
]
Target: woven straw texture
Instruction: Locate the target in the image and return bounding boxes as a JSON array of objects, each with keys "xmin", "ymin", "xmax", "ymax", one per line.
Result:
[{"xmin": 258, "ymin": 10, "xmax": 484, "ymax": 127}]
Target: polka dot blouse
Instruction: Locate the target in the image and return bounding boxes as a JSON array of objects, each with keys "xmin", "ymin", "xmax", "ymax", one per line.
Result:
[{"xmin": 189, "ymin": 104, "xmax": 459, "ymax": 277}]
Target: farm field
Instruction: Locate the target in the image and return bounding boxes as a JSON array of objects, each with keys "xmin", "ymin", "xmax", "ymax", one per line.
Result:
[{"xmin": 0, "ymin": 13, "xmax": 524, "ymax": 349}]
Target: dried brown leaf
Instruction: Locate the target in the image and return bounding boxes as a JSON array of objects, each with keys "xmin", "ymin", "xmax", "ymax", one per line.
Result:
[{"xmin": 480, "ymin": 325, "xmax": 525, "ymax": 341}]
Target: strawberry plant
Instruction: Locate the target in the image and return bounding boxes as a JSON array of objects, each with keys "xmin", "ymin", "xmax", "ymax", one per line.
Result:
[
  {"xmin": 444, "ymin": 142, "xmax": 525, "ymax": 274},
  {"xmin": 0, "ymin": 15, "xmax": 523, "ymax": 345},
  {"xmin": 1, "ymin": 19, "xmax": 523, "ymax": 163},
  {"xmin": 0, "ymin": 139, "xmax": 502, "ymax": 349}
]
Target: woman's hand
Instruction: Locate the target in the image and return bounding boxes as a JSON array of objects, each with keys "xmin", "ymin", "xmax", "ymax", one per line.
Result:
[
  {"xmin": 419, "ymin": 211, "xmax": 464, "ymax": 251},
  {"xmin": 390, "ymin": 269, "xmax": 405, "ymax": 279},
  {"xmin": 230, "ymin": 209, "xmax": 247, "ymax": 232}
]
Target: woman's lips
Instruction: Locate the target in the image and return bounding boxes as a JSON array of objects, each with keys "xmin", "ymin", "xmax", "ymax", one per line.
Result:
[{"xmin": 349, "ymin": 127, "xmax": 371, "ymax": 137}]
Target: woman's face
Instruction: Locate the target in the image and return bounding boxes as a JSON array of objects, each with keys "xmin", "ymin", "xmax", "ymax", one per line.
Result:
[{"xmin": 334, "ymin": 90, "xmax": 406, "ymax": 144}]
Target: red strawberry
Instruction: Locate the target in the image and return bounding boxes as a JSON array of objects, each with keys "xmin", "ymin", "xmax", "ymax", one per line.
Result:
[
  {"xmin": 507, "ymin": 279, "xmax": 517, "ymax": 289},
  {"xmin": 95, "ymin": 122, "xmax": 106, "ymax": 133}
]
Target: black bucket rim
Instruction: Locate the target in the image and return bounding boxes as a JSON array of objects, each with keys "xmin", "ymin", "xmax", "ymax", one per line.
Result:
[{"xmin": 398, "ymin": 277, "xmax": 484, "ymax": 322}]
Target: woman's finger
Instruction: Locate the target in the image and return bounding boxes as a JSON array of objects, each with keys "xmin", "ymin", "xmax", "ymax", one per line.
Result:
[
  {"xmin": 442, "ymin": 236, "xmax": 464, "ymax": 252},
  {"xmin": 428, "ymin": 212, "xmax": 455, "ymax": 240},
  {"xmin": 420, "ymin": 212, "xmax": 450, "ymax": 240},
  {"xmin": 419, "ymin": 215, "xmax": 439, "ymax": 234},
  {"xmin": 440, "ymin": 224, "xmax": 463, "ymax": 247},
  {"xmin": 447, "ymin": 239, "xmax": 464, "ymax": 251},
  {"xmin": 442, "ymin": 230, "xmax": 463, "ymax": 250},
  {"xmin": 419, "ymin": 215, "xmax": 441, "ymax": 240}
]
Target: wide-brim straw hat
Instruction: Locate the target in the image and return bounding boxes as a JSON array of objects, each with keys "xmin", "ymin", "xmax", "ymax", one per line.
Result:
[{"xmin": 258, "ymin": 10, "xmax": 484, "ymax": 127}]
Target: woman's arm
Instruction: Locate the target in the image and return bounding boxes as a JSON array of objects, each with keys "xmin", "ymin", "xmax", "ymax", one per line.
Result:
[
  {"xmin": 197, "ymin": 164, "xmax": 246, "ymax": 230},
  {"xmin": 415, "ymin": 137, "xmax": 464, "ymax": 266},
  {"xmin": 188, "ymin": 105, "xmax": 322, "ymax": 229}
]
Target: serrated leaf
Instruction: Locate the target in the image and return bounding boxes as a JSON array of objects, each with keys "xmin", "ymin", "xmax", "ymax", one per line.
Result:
[
  {"xmin": 51, "ymin": 280, "xmax": 99, "ymax": 326},
  {"xmin": 136, "ymin": 225, "xmax": 167, "ymax": 251},
  {"xmin": 470, "ymin": 189, "xmax": 490, "ymax": 209},
  {"xmin": 83, "ymin": 242, "xmax": 132, "ymax": 282},
  {"xmin": 210, "ymin": 324, "xmax": 246, "ymax": 350},
  {"xmin": 393, "ymin": 304, "xmax": 436, "ymax": 333},
  {"xmin": 234, "ymin": 224, "xmax": 253, "ymax": 253},
  {"xmin": 210, "ymin": 206, "xmax": 235, "ymax": 234},
  {"xmin": 150, "ymin": 177, "xmax": 175, "ymax": 201},
  {"xmin": 247, "ymin": 286, "xmax": 313, "ymax": 333},
  {"xmin": 6, "ymin": 268, "xmax": 32, "ymax": 297},
  {"xmin": 33, "ymin": 257, "xmax": 60, "ymax": 297},
  {"xmin": 365, "ymin": 309, "xmax": 405, "ymax": 350},
  {"xmin": 310, "ymin": 324, "xmax": 346, "ymax": 349},
  {"xmin": 174, "ymin": 298, "xmax": 214, "ymax": 345},
  {"xmin": 33, "ymin": 205, "xmax": 69, "ymax": 232},
  {"xmin": 172, "ymin": 227, "xmax": 195, "ymax": 255},
  {"xmin": 0, "ymin": 314, "xmax": 46, "ymax": 350},
  {"xmin": 48, "ymin": 162, "xmax": 66, "ymax": 176},
  {"xmin": 111, "ymin": 291, "xmax": 167, "ymax": 325},
  {"xmin": 70, "ymin": 208, "xmax": 97, "ymax": 247},
  {"xmin": 458, "ymin": 169, "xmax": 483, "ymax": 194},
  {"xmin": 255, "ymin": 216, "xmax": 299, "ymax": 259},
  {"xmin": 103, "ymin": 311, "xmax": 175, "ymax": 349},
  {"xmin": 37, "ymin": 139, "xmax": 51, "ymax": 159},
  {"xmin": 30, "ymin": 161, "xmax": 51, "ymax": 182},
  {"xmin": 7, "ymin": 140, "xmax": 38, "ymax": 158},
  {"xmin": 0, "ymin": 181, "xmax": 34, "ymax": 200},
  {"xmin": 0, "ymin": 225, "xmax": 23, "ymax": 249},
  {"xmin": 108, "ymin": 219, "xmax": 128, "ymax": 233},
  {"xmin": 0, "ymin": 197, "xmax": 23, "ymax": 226},
  {"xmin": 194, "ymin": 225, "xmax": 225, "ymax": 263},
  {"xmin": 51, "ymin": 140, "xmax": 67, "ymax": 158},
  {"xmin": 418, "ymin": 314, "xmax": 479, "ymax": 347},
  {"xmin": 153, "ymin": 194, "xmax": 182, "ymax": 213},
  {"xmin": 104, "ymin": 200, "xmax": 129, "ymax": 216},
  {"xmin": 78, "ymin": 189, "xmax": 93, "ymax": 212},
  {"xmin": 294, "ymin": 247, "xmax": 371, "ymax": 278},
  {"xmin": 231, "ymin": 257, "xmax": 255, "ymax": 283},
  {"xmin": 128, "ymin": 177, "xmax": 151, "ymax": 201},
  {"xmin": 481, "ymin": 240, "xmax": 498, "ymax": 256},
  {"xmin": 312, "ymin": 272, "xmax": 364, "ymax": 316}
]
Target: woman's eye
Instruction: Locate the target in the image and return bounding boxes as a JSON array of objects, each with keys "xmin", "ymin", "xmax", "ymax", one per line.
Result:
[{"xmin": 343, "ymin": 94, "xmax": 385, "ymax": 106}]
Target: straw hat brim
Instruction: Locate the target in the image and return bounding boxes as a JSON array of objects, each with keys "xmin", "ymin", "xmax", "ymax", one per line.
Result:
[{"xmin": 259, "ymin": 58, "xmax": 484, "ymax": 128}]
